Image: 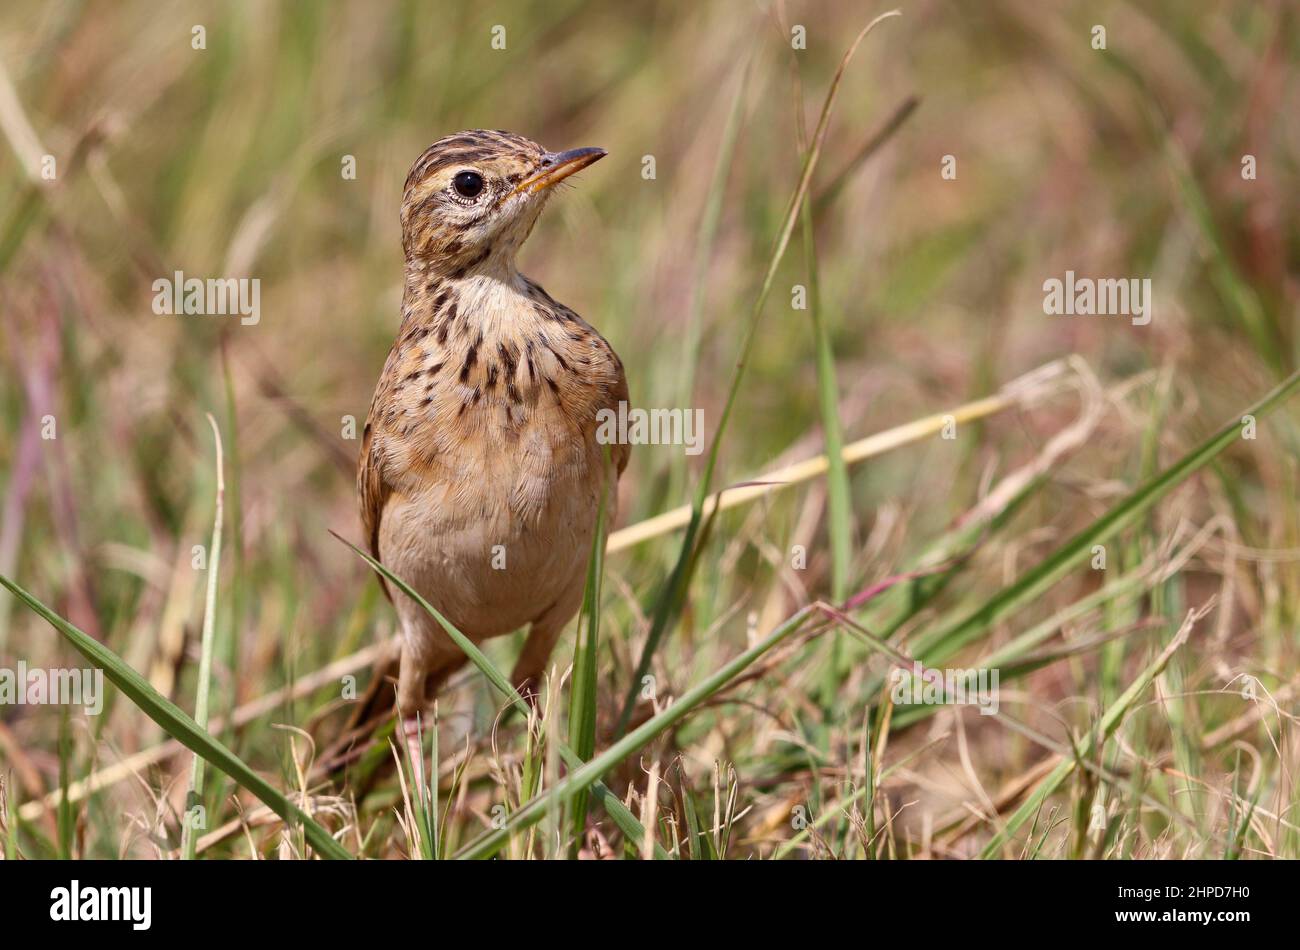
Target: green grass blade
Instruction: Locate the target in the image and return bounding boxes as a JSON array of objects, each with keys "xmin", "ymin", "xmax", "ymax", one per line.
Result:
[
  {"xmin": 0, "ymin": 573, "xmax": 352, "ymax": 860},
  {"xmin": 675, "ymin": 760, "xmax": 709, "ymax": 860},
  {"xmin": 799, "ymin": 172, "xmax": 850, "ymax": 708},
  {"xmin": 1224, "ymin": 764, "xmax": 1257, "ymax": 861},
  {"xmin": 803, "ymin": 208, "xmax": 850, "ymax": 605},
  {"xmin": 567, "ymin": 478, "xmax": 606, "ymax": 856},
  {"xmin": 397, "ymin": 711, "xmax": 437, "ymax": 860},
  {"xmin": 429, "ymin": 705, "xmax": 439, "ymax": 859},
  {"xmin": 673, "ymin": 57, "xmax": 750, "ymax": 461},
  {"xmin": 181, "ymin": 414, "xmax": 224, "ymax": 860},
  {"xmin": 0, "ymin": 185, "xmax": 44, "ymax": 277},
  {"xmin": 790, "ymin": 65, "xmax": 851, "ymax": 608}
]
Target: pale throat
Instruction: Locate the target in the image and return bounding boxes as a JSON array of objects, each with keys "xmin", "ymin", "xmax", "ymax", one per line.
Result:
[
  {"xmin": 444, "ymin": 269, "xmax": 537, "ymax": 338},
  {"xmin": 400, "ymin": 249, "xmax": 553, "ymax": 357}
]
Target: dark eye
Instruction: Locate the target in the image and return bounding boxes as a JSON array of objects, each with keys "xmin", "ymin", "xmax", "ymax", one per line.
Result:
[{"xmin": 452, "ymin": 171, "xmax": 484, "ymax": 198}]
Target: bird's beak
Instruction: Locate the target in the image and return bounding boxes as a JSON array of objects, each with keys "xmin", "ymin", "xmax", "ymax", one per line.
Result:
[{"xmin": 512, "ymin": 147, "xmax": 607, "ymax": 196}]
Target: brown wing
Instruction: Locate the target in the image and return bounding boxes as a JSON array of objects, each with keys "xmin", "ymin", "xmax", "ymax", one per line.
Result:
[
  {"xmin": 609, "ymin": 363, "xmax": 631, "ymax": 478},
  {"xmin": 356, "ymin": 416, "xmax": 393, "ymax": 600},
  {"xmin": 585, "ymin": 322, "xmax": 631, "ymax": 479}
]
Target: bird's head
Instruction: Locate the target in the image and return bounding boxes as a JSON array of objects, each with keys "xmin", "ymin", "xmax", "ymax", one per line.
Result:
[{"xmin": 399, "ymin": 129, "xmax": 606, "ymax": 275}]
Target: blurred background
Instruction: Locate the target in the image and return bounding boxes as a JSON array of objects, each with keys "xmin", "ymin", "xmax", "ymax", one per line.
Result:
[{"xmin": 0, "ymin": 0, "xmax": 1296, "ymax": 858}]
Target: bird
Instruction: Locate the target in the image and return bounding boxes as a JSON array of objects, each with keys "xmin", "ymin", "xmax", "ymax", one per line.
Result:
[{"xmin": 337, "ymin": 130, "xmax": 628, "ymax": 758}]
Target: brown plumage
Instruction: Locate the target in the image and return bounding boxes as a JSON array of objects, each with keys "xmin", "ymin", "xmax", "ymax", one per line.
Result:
[{"xmin": 339, "ymin": 130, "xmax": 626, "ymax": 755}]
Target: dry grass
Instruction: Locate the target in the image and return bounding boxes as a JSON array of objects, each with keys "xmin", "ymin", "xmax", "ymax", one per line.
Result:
[{"xmin": 0, "ymin": 0, "xmax": 1297, "ymax": 859}]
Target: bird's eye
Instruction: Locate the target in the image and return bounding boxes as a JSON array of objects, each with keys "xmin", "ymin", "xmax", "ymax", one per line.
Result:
[{"xmin": 452, "ymin": 171, "xmax": 485, "ymax": 199}]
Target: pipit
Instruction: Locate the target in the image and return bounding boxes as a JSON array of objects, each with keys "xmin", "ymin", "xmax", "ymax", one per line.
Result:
[{"xmin": 344, "ymin": 130, "xmax": 627, "ymax": 743}]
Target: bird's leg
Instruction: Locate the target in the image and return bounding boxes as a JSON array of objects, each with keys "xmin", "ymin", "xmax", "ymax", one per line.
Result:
[
  {"xmin": 511, "ymin": 618, "xmax": 566, "ymax": 707},
  {"xmin": 396, "ymin": 640, "xmax": 432, "ymax": 722},
  {"xmin": 395, "ymin": 635, "xmax": 470, "ymax": 779}
]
